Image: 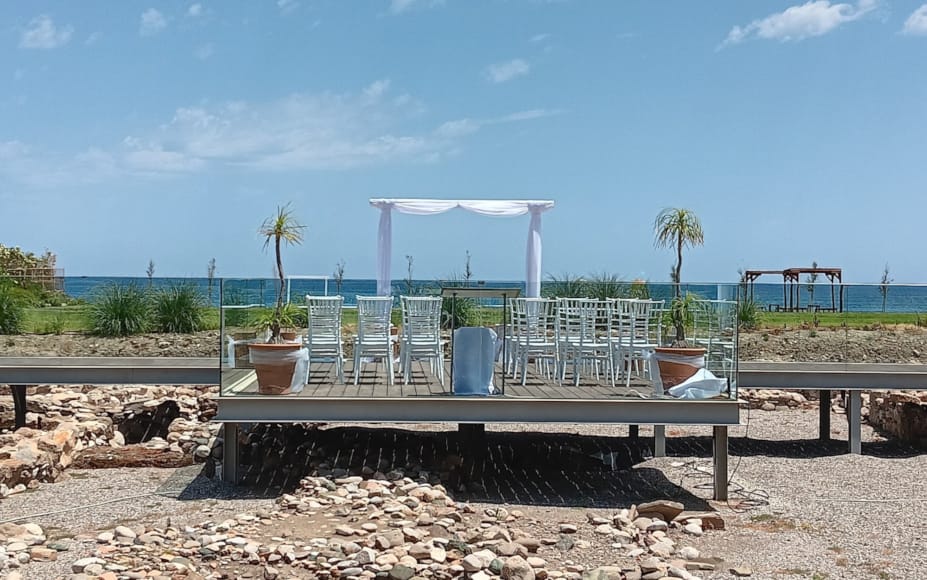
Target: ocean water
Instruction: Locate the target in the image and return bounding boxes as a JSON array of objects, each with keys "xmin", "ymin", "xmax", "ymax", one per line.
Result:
[{"xmin": 60, "ymin": 277, "xmax": 927, "ymax": 313}]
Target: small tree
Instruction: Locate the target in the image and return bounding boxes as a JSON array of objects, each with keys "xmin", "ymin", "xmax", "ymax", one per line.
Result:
[
  {"xmin": 333, "ymin": 259, "xmax": 346, "ymax": 295},
  {"xmin": 654, "ymin": 207, "xmax": 704, "ymax": 343},
  {"xmin": 806, "ymin": 261, "xmax": 819, "ymax": 307},
  {"xmin": 464, "ymin": 250, "xmax": 473, "ymax": 286},
  {"xmin": 880, "ymin": 263, "xmax": 892, "ymax": 313},
  {"xmin": 206, "ymin": 258, "xmax": 217, "ymax": 304},
  {"xmin": 404, "ymin": 255, "xmax": 415, "ymax": 296},
  {"xmin": 146, "ymin": 259, "xmax": 156, "ymax": 288},
  {"xmin": 259, "ymin": 203, "xmax": 305, "ymax": 341}
]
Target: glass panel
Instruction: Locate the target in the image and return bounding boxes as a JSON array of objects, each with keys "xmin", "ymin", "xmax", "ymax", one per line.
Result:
[{"xmin": 2, "ymin": 276, "xmax": 219, "ymax": 359}]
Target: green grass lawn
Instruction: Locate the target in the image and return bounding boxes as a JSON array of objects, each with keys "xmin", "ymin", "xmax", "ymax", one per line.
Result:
[
  {"xmin": 20, "ymin": 303, "xmax": 925, "ymax": 336},
  {"xmin": 23, "ymin": 305, "xmax": 91, "ymax": 333},
  {"xmin": 757, "ymin": 311, "xmax": 927, "ymax": 329}
]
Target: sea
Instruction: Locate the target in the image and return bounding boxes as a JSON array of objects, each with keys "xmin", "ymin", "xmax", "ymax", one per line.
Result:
[{"xmin": 59, "ymin": 277, "xmax": 927, "ymax": 313}]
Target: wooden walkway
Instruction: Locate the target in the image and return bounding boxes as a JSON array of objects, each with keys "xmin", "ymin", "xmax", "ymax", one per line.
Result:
[{"xmin": 223, "ymin": 360, "xmax": 656, "ymax": 400}]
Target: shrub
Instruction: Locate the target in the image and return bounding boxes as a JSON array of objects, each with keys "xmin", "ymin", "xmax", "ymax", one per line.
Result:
[
  {"xmin": 152, "ymin": 284, "xmax": 205, "ymax": 333},
  {"xmin": 441, "ymin": 296, "xmax": 479, "ymax": 329},
  {"xmin": 543, "ymin": 273, "xmax": 589, "ymax": 298},
  {"xmin": 39, "ymin": 315, "xmax": 65, "ymax": 335},
  {"xmin": 90, "ymin": 283, "xmax": 151, "ymax": 336},
  {"xmin": 737, "ymin": 297, "xmax": 762, "ymax": 330},
  {"xmin": 0, "ymin": 283, "xmax": 24, "ymax": 334}
]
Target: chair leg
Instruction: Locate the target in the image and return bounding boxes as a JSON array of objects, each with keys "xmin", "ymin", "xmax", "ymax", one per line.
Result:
[{"xmin": 386, "ymin": 351, "xmax": 394, "ymax": 386}]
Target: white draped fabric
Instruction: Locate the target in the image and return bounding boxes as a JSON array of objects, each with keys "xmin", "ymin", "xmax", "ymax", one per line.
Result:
[{"xmin": 369, "ymin": 199, "xmax": 555, "ymax": 298}]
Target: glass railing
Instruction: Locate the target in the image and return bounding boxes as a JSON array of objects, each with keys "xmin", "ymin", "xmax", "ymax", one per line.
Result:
[
  {"xmin": 217, "ymin": 278, "xmax": 742, "ymax": 400},
  {"xmin": 0, "ymin": 276, "xmax": 220, "ymax": 359},
  {"xmin": 738, "ymin": 283, "xmax": 927, "ymax": 368},
  {"xmin": 8, "ymin": 276, "xmax": 924, "ymax": 398}
]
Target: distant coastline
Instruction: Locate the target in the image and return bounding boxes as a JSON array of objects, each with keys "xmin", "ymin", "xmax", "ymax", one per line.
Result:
[{"xmin": 58, "ymin": 277, "xmax": 927, "ymax": 313}]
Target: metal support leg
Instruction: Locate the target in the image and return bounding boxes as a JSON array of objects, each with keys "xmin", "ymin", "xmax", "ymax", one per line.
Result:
[
  {"xmin": 222, "ymin": 423, "xmax": 239, "ymax": 484},
  {"xmin": 819, "ymin": 389, "xmax": 831, "ymax": 441},
  {"xmin": 653, "ymin": 425, "xmax": 666, "ymax": 458},
  {"xmin": 11, "ymin": 385, "xmax": 28, "ymax": 429},
  {"xmin": 712, "ymin": 425, "xmax": 728, "ymax": 501},
  {"xmin": 848, "ymin": 390, "xmax": 861, "ymax": 454}
]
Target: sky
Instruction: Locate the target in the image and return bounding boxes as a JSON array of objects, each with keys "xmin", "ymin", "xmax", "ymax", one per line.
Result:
[{"xmin": 1, "ymin": 1, "xmax": 926, "ymax": 283}]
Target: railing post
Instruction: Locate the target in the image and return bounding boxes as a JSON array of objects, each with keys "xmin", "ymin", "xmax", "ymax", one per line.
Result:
[
  {"xmin": 11, "ymin": 385, "xmax": 28, "ymax": 429},
  {"xmin": 653, "ymin": 425, "xmax": 666, "ymax": 457},
  {"xmin": 819, "ymin": 389, "xmax": 831, "ymax": 441},
  {"xmin": 712, "ymin": 425, "xmax": 728, "ymax": 501},
  {"xmin": 221, "ymin": 422, "xmax": 239, "ymax": 484}
]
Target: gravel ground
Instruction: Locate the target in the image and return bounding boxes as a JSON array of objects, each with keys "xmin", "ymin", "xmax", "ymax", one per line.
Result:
[
  {"xmin": 0, "ymin": 465, "xmax": 277, "ymax": 579},
  {"xmin": 2, "ymin": 408, "xmax": 925, "ymax": 579}
]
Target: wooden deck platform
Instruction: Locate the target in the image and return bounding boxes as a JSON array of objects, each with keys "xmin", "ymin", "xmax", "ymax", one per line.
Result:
[{"xmin": 222, "ymin": 359, "xmax": 658, "ymax": 400}]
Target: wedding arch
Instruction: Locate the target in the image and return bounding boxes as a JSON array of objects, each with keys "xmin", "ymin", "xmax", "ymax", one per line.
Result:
[{"xmin": 369, "ymin": 199, "xmax": 555, "ymax": 297}]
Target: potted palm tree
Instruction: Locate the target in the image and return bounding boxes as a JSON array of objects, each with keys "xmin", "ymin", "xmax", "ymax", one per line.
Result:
[
  {"xmin": 248, "ymin": 204, "xmax": 306, "ymax": 394},
  {"xmin": 653, "ymin": 207, "xmax": 706, "ymax": 389}
]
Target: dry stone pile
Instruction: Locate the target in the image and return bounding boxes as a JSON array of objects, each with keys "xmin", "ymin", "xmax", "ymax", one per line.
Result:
[
  {"xmin": 869, "ymin": 391, "xmax": 927, "ymax": 447},
  {"xmin": 32, "ymin": 473, "xmax": 731, "ymax": 580},
  {"xmin": 0, "ymin": 385, "xmax": 220, "ymax": 490}
]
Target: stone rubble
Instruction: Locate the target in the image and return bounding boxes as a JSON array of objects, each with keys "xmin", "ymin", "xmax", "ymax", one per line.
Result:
[
  {"xmin": 0, "ymin": 385, "xmax": 220, "ymax": 491},
  {"xmin": 0, "ymin": 471, "xmax": 741, "ymax": 580}
]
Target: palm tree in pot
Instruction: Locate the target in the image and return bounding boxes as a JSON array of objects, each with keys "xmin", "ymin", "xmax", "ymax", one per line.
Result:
[
  {"xmin": 653, "ymin": 207, "xmax": 705, "ymax": 388},
  {"xmin": 249, "ymin": 203, "xmax": 306, "ymax": 394}
]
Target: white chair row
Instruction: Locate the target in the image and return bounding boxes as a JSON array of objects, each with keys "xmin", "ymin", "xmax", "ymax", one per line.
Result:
[
  {"xmin": 507, "ymin": 297, "xmax": 665, "ymax": 387},
  {"xmin": 305, "ymin": 295, "xmax": 445, "ymax": 386}
]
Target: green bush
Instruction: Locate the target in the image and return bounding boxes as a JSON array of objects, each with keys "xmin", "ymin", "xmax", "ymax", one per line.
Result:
[
  {"xmin": 738, "ymin": 297, "xmax": 762, "ymax": 330},
  {"xmin": 38, "ymin": 315, "xmax": 65, "ymax": 335},
  {"xmin": 0, "ymin": 283, "xmax": 24, "ymax": 334},
  {"xmin": 441, "ymin": 296, "xmax": 480, "ymax": 328},
  {"xmin": 152, "ymin": 284, "xmax": 205, "ymax": 333},
  {"xmin": 90, "ymin": 283, "xmax": 151, "ymax": 336}
]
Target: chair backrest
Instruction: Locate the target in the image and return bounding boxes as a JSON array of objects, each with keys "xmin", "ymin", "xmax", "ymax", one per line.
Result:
[
  {"xmin": 356, "ymin": 296, "xmax": 393, "ymax": 344},
  {"xmin": 557, "ymin": 298, "xmax": 605, "ymax": 343},
  {"xmin": 400, "ymin": 296, "xmax": 442, "ymax": 343},
  {"xmin": 511, "ymin": 298, "xmax": 556, "ymax": 345},
  {"xmin": 307, "ymin": 295, "xmax": 343, "ymax": 344}
]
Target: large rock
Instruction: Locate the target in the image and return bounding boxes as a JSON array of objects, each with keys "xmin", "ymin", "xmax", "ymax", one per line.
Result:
[
  {"xmin": 582, "ymin": 567, "xmax": 626, "ymax": 580},
  {"xmin": 502, "ymin": 555, "xmax": 535, "ymax": 580},
  {"xmin": 636, "ymin": 500, "xmax": 685, "ymax": 522}
]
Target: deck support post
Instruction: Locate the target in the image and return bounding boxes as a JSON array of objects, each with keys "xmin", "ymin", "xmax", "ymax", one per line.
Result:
[
  {"xmin": 848, "ymin": 390, "xmax": 862, "ymax": 454},
  {"xmin": 653, "ymin": 425, "xmax": 666, "ymax": 457},
  {"xmin": 10, "ymin": 385, "xmax": 28, "ymax": 429},
  {"xmin": 819, "ymin": 389, "xmax": 831, "ymax": 441},
  {"xmin": 712, "ymin": 425, "xmax": 728, "ymax": 501},
  {"xmin": 221, "ymin": 422, "xmax": 239, "ymax": 484}
]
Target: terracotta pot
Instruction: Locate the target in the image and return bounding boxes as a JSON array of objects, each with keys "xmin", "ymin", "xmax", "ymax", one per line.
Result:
[
  {"xmin": 280, "ymin": 330, "xmax": 298, "ymax": 341},
  {"xmin": 248, "ymin": 343, "xmax": 302, "ymax": 395},
  {"xmin": 654, "ymin": 346, "xmax": 706, "ymax": 390}
]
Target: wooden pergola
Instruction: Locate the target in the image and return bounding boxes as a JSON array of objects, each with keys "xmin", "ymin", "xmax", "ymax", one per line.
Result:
[{"xmin": 743, "ymin": 267, "xmax": 843, "ymax": 312}]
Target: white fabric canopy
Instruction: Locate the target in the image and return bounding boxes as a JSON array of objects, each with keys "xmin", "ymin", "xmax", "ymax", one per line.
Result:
[{"xmin": 370, "ymin": 199, "xmax": 555, "ymax": 298}]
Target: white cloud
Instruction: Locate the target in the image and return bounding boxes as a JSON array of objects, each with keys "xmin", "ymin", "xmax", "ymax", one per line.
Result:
[
  {"xmin": 363, "ymin": 79, "xmax": 391, "ymax": 100},
  {"xmin": 85, "ymin": 32, "xmax": 100, "ymax": 45},
  {"xmin": 529, "ymin": 33, "xmax": 550, "ymax": 43},
  {"xmin": 188, "ymin": 3, "xmax": 203, "ymax": 17},
  {"xmin": 721, "ymin": 0, "xmax": 877, "ymax": 47},
  {"xmin": 435, "ymin": 109, "xmax": 560, "ymax": 138},
  {"xmin": 140, "ymin": 8, "xmax": 167, "ymax": 36},
  {"xmin": 485, "ymin": 59, "xmax": 531, "ymax": 83},
  {"xmin": 277, "ymin": 0, "xmax": 299, "ymax": 14},
  {"xmin": 194, "ymin": 43, "xmax": 215, "ymax": 60},
  {"xmin": 903, "ymin": 4, "xmax": 927, "ymax": 35},
  {"xmin": 19, "ymin": 15, "xmax": 74, "ymax": 49},
  {"xmin": 0, "ymin": 85, "xmax": 557, "ymax": 184},
  {"xmin": 389, "ymin": 0, "xmax": 445, "ymax": 15}
]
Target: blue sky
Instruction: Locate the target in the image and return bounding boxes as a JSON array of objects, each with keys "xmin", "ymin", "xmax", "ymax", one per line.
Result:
[{"xmin": 2, "ymin": 1, "xmax": 926, "ymax": 283}]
